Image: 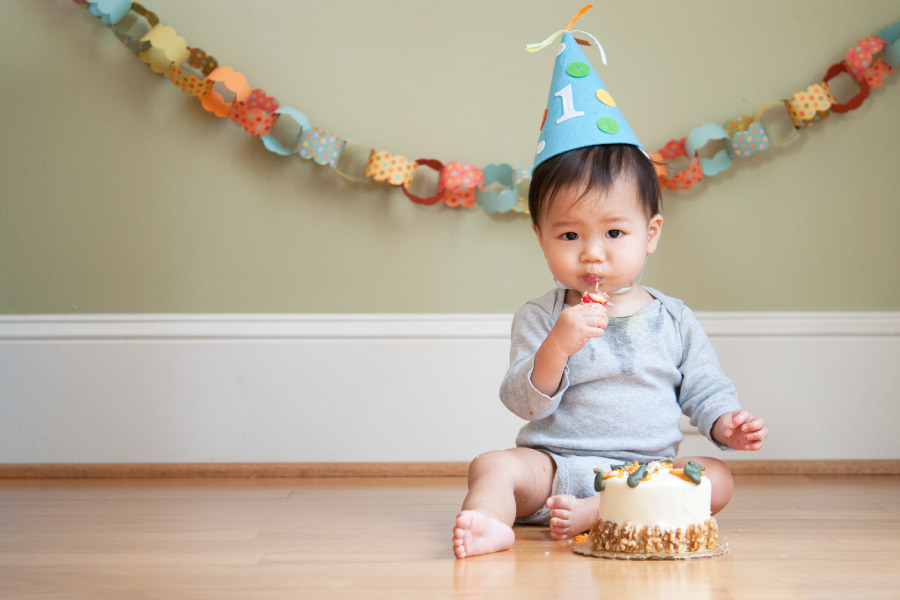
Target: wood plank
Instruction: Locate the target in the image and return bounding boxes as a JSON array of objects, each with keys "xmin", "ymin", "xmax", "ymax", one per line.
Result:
[{"xmin": 1, "ymin": 459, "xmax": 898, "ymax": 479}]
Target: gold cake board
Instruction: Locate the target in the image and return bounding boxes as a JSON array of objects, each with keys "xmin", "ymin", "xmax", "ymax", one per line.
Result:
[{"xmin": 570, "ymin": 541, "xmax": 729, "ymax": 560}]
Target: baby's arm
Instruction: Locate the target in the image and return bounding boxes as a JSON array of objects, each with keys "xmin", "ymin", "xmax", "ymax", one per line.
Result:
[
  {"xmin": 712, "ymin": 409, "xmax": 769, "ymax": 451},
  {"xmin": 531, "ymin": 303, "xmax": 608, "ymax": 396}
]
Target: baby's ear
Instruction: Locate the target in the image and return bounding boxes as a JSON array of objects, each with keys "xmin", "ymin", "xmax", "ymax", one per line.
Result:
[{"xmin": 647, "ymin": 215, "xmax": 663, "ymax": 254}]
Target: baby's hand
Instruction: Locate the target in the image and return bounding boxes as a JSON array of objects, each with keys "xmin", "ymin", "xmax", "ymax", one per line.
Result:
[
  {"xmin": 714, "ymin": 409, "xmax": 768, "ymax": 451},
  {"xmin": 546, "ymin": 303, "xmax": 608, "ymax": 357}
]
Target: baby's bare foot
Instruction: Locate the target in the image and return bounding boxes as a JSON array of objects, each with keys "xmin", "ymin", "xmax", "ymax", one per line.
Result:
[
  {"xmin": 547, "ymin": 495, "xmax": 601, "ymax": 540},
  {"xmin": 452, "ymin": 510, "xmax": 515, "ymax": 559}
]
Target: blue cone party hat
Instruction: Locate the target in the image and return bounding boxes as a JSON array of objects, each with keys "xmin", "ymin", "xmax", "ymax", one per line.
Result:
[{"xmin": 530, "ymin": 6, "xmax": 644, "ymax": 171}]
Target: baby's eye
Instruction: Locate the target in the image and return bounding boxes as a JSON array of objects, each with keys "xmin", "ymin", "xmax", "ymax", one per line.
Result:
[
  {"xmin": 607, "ymin": 230, "xmax": 623, "ymax": 239},
  {"xmin": 562, "ymin": 232, "xmax": 578, "ymax": 241}
]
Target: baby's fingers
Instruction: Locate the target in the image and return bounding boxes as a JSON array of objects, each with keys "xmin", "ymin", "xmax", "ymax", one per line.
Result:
[
  {"xmin": 729, "ymin": 409, "xmax": 751, "ymax": 428},
  {"xmin": 740, "ymin": 417, "xmax": 766, "ymax": 434}
]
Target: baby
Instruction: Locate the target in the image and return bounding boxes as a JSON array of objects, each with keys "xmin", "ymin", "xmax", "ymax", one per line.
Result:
[{"xmin": 452, "ymin": 144, "xmax": 768, "ymax": 559}]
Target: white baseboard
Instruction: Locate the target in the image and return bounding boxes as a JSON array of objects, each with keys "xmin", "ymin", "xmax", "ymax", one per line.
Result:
[{"xmin": 2, "ymin": 312, "xmax": 899, "ymax": 463}]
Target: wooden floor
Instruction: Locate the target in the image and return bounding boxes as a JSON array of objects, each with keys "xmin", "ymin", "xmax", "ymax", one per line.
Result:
[{"xmin": 1, "ymin": 475, "xmax": 898, "ymax": 599}]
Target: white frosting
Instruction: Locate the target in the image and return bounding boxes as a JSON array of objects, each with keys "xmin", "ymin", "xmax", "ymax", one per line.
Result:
[{"xmin": 598, "ymin": 471, "xmax": 711, "ymax": 530}]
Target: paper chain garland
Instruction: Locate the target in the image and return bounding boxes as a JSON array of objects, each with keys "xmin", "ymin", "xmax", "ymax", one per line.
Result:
[{"xmin": 74, "ymin": 0, "xmax": 899, "ymax": 214}]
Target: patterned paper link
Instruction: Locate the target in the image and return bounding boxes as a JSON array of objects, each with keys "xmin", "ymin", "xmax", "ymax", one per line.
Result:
[
  {"xmin": 723, "ymin": 115, "xmax": 769, "ymax": 158},
  {"xmin": 200, "ymin": 66, "xmax": 252, "ymax": 117},
  {"xmin": 231, "ymin": 89, "xmax": 279, "ymax": 136},
  {"xmin": 439, "ymin": 162, "xmax": 485, "ymax": 208},
  {"xmin": 88, "ymin": 0, "xmax": 130, "ymax": 25},
  {"xmin": 111, "ymin": 3, "xmax": 159, "ymax": 53},
  {"xmin": 655, "ymin": 139, "xmax": 703, "ymax": 191},
  {"xmin": 752, "ymin": 100, "xmax": 801, "ymax": 146},
  {"xmin": 139, "ymin": 25, "xmax": 190, "ymax": 75},
  {"xmin": 684, "ymin": 123, "xmax": 732, "ymax": 177},
  {"xmin": 402, "ymin": 159, "xmax": 444, "ymax": 206},
  {"xmin": 511, "ymin": 166, "xmax": 531, "ymax": 213},
  {"xmin": 844, "ymin": 36, "xmax": 893, "ymax": 88},
  {"xmin": 168, "ymin": 48, "xmax": 218, "ymax": 98},
  {"xmin": 821, "ymin": 63, "xmax": 870, "ymax": 114},
  {"xmin": 298, "ymin": 128, "xmax": 345, "ymax": 168},
  {"xmin": 785, "ymin": 83, "xmax": 835, "ymax": 128},
  {"xmin": 363, "ymin": 151, "xmax": 418, "ymax": 189}
]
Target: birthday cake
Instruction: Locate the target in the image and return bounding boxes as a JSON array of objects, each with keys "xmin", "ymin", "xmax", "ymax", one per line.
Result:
[{"xmin": 587, "ymin": 460, "xmax": 718, "ymax": 554}]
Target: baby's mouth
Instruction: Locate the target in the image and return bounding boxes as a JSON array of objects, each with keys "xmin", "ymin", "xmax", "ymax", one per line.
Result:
[{"xmin": 582, "ymin": 273, "xmax": 603, "ymax": 288}]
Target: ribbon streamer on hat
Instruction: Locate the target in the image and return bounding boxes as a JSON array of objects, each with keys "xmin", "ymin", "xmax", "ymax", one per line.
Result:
[{"xmin": 525, "ymin": 4, "xmax": 607, "ymax": 66}]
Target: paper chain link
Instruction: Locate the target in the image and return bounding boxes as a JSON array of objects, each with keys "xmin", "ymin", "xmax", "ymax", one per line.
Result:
[{"xmin": 73, "ymin": 1, "xmax": 898, "ymax": 209}]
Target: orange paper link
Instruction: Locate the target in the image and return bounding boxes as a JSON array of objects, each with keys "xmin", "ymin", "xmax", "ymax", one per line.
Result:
[
  {"xmin": 439, "ymin": 162, "xmax": 484, "ymax": 208},
  {"xmin": 111, "ymin": 3, "xmax": 159, "ymax": 53},
  {"xmin": 200, "ymin": 66, "xmax": 252, "ymax": 117},
  {"xmin": 655, "ymin": 139, "xmax": 703, "ymax": 191},
  {"xmin": 138, "ymin": 25, "xmax": 190, "ymax": 75},
  {"xmin": 168, "ymin": 47, "xmax": 219, "ymax": 98},
  {"xmin": 364, "ymin": 151, "xmax": 418, "ymax": 189},
  {"xmin": 785, "ymin": 83, "xmax": 835, "ymax": 128}
]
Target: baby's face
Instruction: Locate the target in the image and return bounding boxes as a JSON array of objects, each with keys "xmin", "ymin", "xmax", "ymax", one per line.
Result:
[{"xmin": 533, "ymin": 178, "xmax": 662, "ymax": 298}]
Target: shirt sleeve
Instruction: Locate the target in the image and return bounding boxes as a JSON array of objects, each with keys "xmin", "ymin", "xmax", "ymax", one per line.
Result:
[
  {"xmin": 676, "ymin": 305, "xmax": 742, "ymax": 450},
  {"xmin": 499, "ymin": 301, "xmax": 569, "ymax": 421}
]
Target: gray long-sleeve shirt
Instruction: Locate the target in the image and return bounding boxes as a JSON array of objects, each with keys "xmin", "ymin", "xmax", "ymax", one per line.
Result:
[{"xmin": 500, "ymin": 287, "xmax": 740, "ymax": 463}]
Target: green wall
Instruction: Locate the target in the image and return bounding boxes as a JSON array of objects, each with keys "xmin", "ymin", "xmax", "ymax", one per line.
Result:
[{"xmin": 1, "ymin": 1, "xmax": 898, "ymax": 314}]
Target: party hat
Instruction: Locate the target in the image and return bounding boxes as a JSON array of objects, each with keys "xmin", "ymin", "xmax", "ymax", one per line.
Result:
[{"xmin": 529, "ymin": 5, "xmax": 644, "ymax": 171}]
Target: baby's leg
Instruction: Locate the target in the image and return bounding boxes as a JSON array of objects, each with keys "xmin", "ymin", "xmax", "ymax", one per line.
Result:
[
  {"xmin": 675, "ymin": 456, "xmax": 733, "ymax": 514},
  {"xmin": 453, "ymin": 448, "xmax": 555, "ymax": 559}
]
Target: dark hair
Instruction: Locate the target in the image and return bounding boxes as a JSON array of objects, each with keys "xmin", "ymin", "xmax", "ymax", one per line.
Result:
[{"xmin": 528, "ymin": 144, "xmax": 661, "ymax": 227}]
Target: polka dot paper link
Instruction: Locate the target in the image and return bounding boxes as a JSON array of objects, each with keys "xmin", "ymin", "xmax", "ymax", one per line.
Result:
[
  {"xmin": 364, "ymin": 150, "xmax": 418, "ymax": 189},
  {"xmin": 298, "ymin": 129, "xmax": 345, "ymax": 168},
  {"xmin": 724, "ymin": 116, "xmax": 769, "ymax": 158},
  {"xmin": 785, "ymin": 83, "xmax": 835, "ymax": 128},
  {"xmin": 111, "ymin": 3, "xmax": 159, "ymax": 53},
  {"xmin": 844, "ymin": 36, "xmax": 893, "ymax": 88},
  {"xmin": 655, "ymin": 138, "xmax": 704, "ymax": 191},
  {"xmin": 67, "ymin": 0, "xmax": 898, "ymax": 210},
  {"xmin": 231, "ymin": 89, "xmax": 279, "ymax": 136},
  {"xmin": 168, "ymin": 48, "xmax": 219, "ymax": 98},
  {"xmin": 439, "ymin": 162, "xmax": 485, "ymax": 208}
]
